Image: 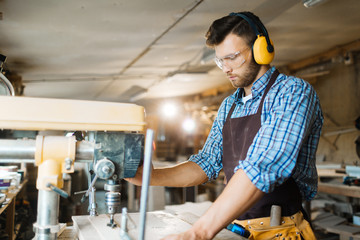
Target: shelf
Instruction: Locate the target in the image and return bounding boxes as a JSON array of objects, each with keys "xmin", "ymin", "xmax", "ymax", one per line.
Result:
[
  {"xmin": 318, "ymin": 182, "xmax": 360, "ymax": 198},
  {"xmin": 0, "ymin": 179, "xmax": 27, "ymax": 240}
]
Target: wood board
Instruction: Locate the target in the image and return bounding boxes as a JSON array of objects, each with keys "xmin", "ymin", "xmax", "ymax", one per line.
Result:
[{"xmin": 72, "ymin": 210, "xmax": 245, "ymax": 240}]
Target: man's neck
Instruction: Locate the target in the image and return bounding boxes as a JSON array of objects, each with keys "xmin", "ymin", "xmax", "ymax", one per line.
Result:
[{"xmin": 243, "ymin": 65, "xmax": 271, "ymax": 96}]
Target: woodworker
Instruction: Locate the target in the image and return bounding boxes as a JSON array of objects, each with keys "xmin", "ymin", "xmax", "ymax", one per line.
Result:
[{"xmin": 126, "ymin": 11, "xmax": 323, "ymax": 240}]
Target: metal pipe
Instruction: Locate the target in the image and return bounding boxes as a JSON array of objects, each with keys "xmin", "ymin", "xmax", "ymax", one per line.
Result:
[
  {"xmin": 75, "ymin": 140, "xmax": 95, "ymax": 161},
  {"xmin": 138, "ymin": 129, "xmax": 154, "ymax": 240},
  {"xmin": 34, "ymin": 190, "xmax": 60, "ymax": 240},
  {"xmin": 0, "ymin": 139, "xmax": 94, "ymax": 162},
  {"xmin": 121, "ymin": 207, "xmax": 128, "ymax": 232},
  {"xmin": 89, "ymin": 187, "xmax": 98, "ymax": 216},
  {"xmin": 0, "ymin": 139, "xmax": 36, "ymax": 160},
  {"xmin": 0, "ymin": 159, "xmax": 35, "ymax": 163}
]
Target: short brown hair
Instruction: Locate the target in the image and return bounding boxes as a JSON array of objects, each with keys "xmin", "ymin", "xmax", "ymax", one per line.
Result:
[{"xmin": 205, "ymin": 11, "xmax": 260, "ymax": 48}]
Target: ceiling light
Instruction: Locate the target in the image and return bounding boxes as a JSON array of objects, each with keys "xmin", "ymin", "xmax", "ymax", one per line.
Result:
[
  {"xmin": 182, "ymin": 118, "xmax": 196, "ymax": 133},
  {"xmin": 161, "ymin": 102, "xmax": 177, "ymax": 118}
]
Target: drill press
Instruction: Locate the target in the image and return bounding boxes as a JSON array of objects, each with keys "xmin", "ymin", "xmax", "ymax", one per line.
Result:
[{"xmin": 0, "ymin": 96, "xmax": 146, "ymax": 240}]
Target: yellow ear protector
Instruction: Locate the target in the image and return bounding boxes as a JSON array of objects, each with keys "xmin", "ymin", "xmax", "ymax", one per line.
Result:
[{"xmin": 229, "ymin": 12, "xmax": 274, "ymax": 65}]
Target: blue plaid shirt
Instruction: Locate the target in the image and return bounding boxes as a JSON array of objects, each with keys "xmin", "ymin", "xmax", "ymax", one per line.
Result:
[{"xmin": 189, "ymin": 67, "xmax": 323, "ymax": 201}]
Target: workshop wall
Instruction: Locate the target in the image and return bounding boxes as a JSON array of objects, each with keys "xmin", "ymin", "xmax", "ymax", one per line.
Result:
[{"xmin": 313, "ymin": 51, "xmax": 360, "ymax": 164}]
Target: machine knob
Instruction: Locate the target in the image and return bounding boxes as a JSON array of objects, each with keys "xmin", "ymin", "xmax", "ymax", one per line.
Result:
[{"xmin": 94, "ymin": 158, "xmax": 115, "ymax": 179}]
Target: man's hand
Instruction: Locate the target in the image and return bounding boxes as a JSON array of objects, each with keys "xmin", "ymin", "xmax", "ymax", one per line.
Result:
[
  {"xmin": 124, "ymin": 164, "xmax": 153, "ymax": 186},
  {"xmin": 162, "ymin": 169, "xmax": 264, "ymax": 240}
]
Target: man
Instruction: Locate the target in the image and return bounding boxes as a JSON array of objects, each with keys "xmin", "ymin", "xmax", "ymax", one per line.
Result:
[{"xmin": 126, "ymin": 11, "xmax": 323, "ymax": 240}]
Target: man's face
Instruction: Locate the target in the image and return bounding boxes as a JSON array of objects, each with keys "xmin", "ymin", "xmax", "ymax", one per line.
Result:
[{"xmin": 214, "ymin": 33, "xmax": 260, "ymax": 89}]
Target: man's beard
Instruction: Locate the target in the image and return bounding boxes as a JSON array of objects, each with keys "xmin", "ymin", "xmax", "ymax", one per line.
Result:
[{"xmin": 228, "ymin": 58, "xmax": 261, "ymax": 89}]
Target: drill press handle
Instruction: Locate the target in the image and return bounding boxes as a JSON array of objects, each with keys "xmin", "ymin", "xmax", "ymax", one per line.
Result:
[
  {"xmin": 46, "ymin": 183, "xmax": 69, "ymax": 199},
  {"xmin": 80, "ymin": 174, "xmax": 99, "ymax": 203}
]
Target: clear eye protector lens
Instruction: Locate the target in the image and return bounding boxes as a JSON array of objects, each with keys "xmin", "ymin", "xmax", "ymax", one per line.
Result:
[{"xmin": 214, "ymin": 50, "xmax": 248, "ymax": 70}]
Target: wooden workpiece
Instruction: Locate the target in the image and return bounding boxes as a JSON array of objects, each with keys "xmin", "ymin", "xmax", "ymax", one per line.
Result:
[
  {"xmin": 73, "ymin": 212, "xmax": 244, "ymax": 240},
  {"xmin": 72, "ymin": 202, "xmax": 245, "ymax": 240}
]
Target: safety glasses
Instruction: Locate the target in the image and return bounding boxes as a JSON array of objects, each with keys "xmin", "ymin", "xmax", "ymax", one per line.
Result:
[{"xmin": 214, "ymin": 49, "xmax": 248, "ymax": 70}]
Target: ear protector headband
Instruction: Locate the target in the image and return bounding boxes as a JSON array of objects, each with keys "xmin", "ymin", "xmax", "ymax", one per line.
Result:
[{"xmin": 229, "ymin": 12, "xmax": 274, "ymax": 65}]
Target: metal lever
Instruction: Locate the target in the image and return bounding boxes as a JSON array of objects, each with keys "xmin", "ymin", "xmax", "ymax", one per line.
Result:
[
  {"xmin": 46, "ymin": 183, "xmax": 69, "ymax": 199},
  {"xmin": 81, "ymin": 174, "xmax": 98, "ymax": 203},
  {"xmin": 88, "ymin": 186, "xmax": 98, "ymax": 216}
]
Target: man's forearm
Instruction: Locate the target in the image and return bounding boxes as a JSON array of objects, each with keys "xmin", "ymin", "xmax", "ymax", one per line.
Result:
[
  {"xmin": 190, "ymin": 169, "xmax": 264, "ymax": 239},
  {"xmin": 151, "ymin": 161, "xmax": 208, "ymax": 187}
]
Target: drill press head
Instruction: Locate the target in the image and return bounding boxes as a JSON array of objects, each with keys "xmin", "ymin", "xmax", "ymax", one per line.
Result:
[
  {"xmin": 94, "ymin": 131, "xmax": 144, "ymax": 179},
  {"xmin": 93, "ymin": 131, "xmax": 144, "ymax": 227}
]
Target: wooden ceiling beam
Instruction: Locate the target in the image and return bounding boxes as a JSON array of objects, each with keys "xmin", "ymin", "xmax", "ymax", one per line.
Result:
[{"xmin": 286, "ymin": 38, "xmax": 360, "ymax": 72}]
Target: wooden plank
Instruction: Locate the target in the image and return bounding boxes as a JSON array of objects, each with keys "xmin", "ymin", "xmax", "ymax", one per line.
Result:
[
  {"xmin": 287, "ymin": 39, "xmax": 360, "ymax": 72},
  {"xmin": 313, "ymin": 214, "xmax": 347, "ymax": 230},
  {"xmin": 72, "ymin": 216, "xmax": 103, "ymax": 240},
  {"xmin": 165, "ymin": 201, "xmax": 213, "ymax": 217},
  {"xmin": 318, "ymin": 183, "xmax": 360, "ymax": 198},
  {"xmin": 312, "ymin": 213, "xmax": 360, "ymax": 240},
  {"xmin": 317, "ymin": 169, "xmax": 346, "ymax": 177},
  {"xmin": 73, "ymin": 210, "xmax": 245, "ymax": 240},
  {"xmin": 73, "ymin": 212, "xmax": 193, "ymax": 240},
  {"xmin": 5, "ymin": 197, "xmax": 15, "ymax": 240},
  {"xmin": 174, "ymin": 212, "xmax": 242, "ymax": 240},
  {"xmin": 328, "ymin": 225, "xmax": 360, "ymax": 235},
  {"xmin": 58, "ymin": 227, "xmax": 78, "ymax": 240},
  {"xmin": 129, "ymin": 211, "xmax": 195, "ymax": 239}
]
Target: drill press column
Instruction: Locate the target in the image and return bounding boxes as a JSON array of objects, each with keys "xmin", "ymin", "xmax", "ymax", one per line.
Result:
[{"xmin": 33, "ymin": 135, "xmax": 76, "ymax": 240}]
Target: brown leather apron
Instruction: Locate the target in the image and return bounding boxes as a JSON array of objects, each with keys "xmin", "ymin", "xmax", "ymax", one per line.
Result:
[{"xmin": 222, "ymin": 70, "xmax": 303, "ymax": 220}]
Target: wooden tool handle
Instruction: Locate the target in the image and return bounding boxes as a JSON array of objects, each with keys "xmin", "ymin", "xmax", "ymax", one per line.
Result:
[{"xmin": 270, "ymin": 205, "xmax": 281, "ymax": 226}]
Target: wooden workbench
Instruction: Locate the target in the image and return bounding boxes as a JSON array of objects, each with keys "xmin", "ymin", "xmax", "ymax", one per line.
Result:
[{"xmin": 72, "ymin": 202, "xmax": 245, "ymax": 240}]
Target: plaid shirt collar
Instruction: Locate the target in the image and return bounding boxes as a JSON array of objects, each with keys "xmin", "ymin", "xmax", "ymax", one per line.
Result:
[{"xmin": 234, "ymin": 66, "xmax": 276, "ymax": 104}]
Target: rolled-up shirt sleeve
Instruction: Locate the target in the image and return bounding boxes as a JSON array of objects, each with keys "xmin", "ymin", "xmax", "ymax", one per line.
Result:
[{"xmin": 236, "ymin": 78, "xmax": 321, "ymax": 194}]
